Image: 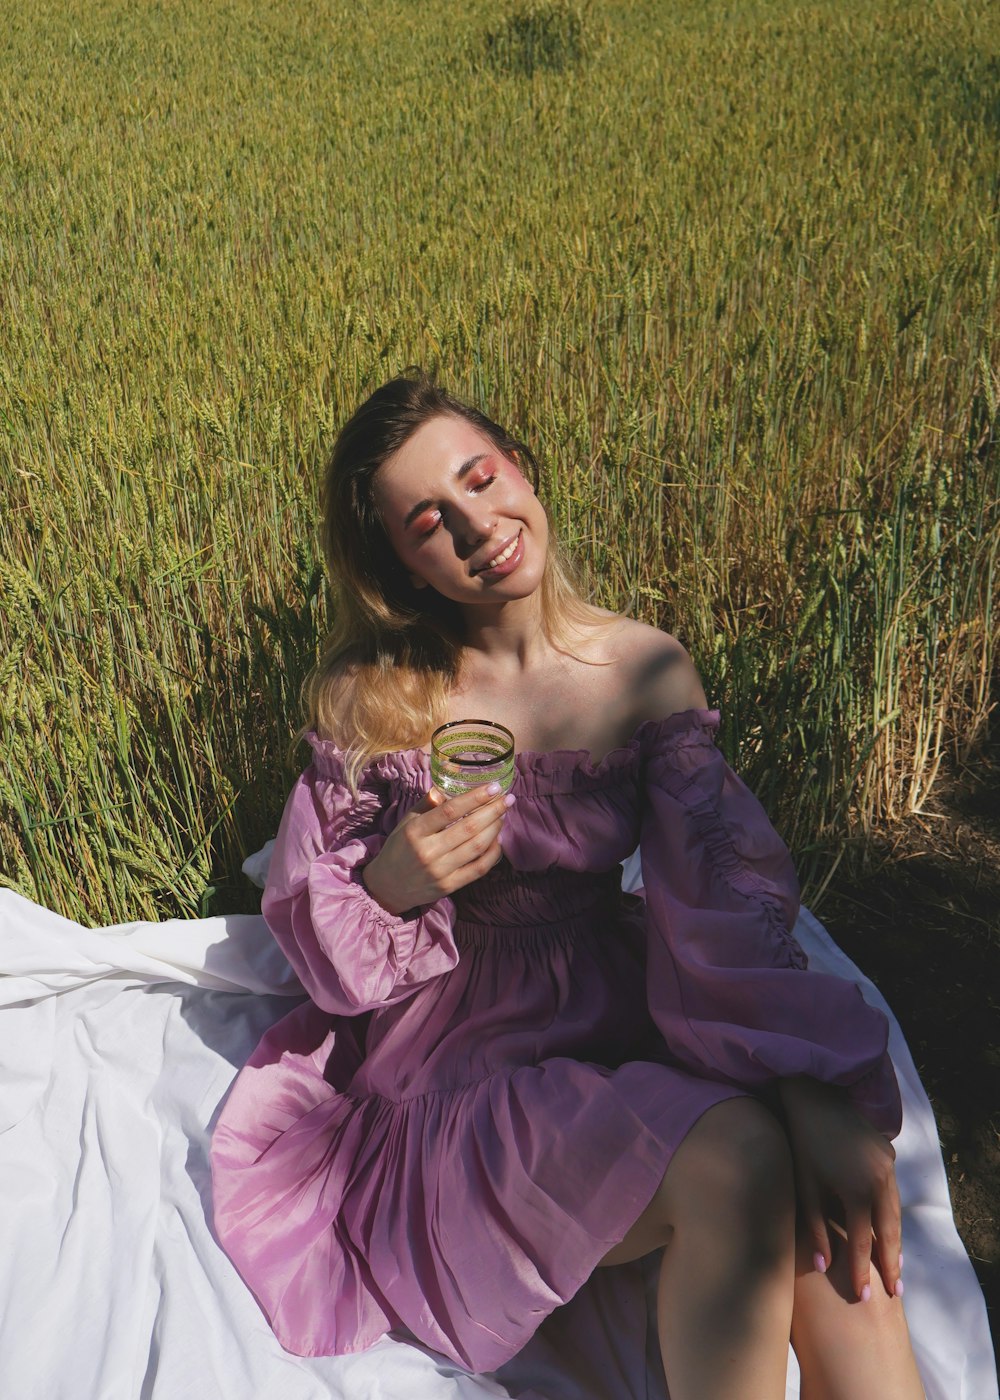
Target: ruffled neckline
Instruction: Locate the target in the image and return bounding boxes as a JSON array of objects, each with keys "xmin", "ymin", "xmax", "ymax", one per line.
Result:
[{"xmin": 305, "ymin": 708, "xmax": 721, "ymax": 792}]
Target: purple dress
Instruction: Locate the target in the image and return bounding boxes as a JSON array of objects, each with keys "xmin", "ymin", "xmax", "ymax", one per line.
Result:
[{"xmin": 209, "ymin": 708, "xmax": 901, "ymax": 1372}]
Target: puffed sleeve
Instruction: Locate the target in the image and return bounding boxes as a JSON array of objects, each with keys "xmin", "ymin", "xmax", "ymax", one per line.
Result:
[
  {"xmin": 640, "ymin": 710, "xmax": 902, "ymax": 1138},
  {"xmin": 261, "ymin": 758, "xmax": 459, "ymax": 1016}
]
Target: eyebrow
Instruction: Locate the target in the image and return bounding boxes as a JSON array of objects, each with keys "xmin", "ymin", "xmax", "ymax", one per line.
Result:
[{"xmin": 402, "ymin": 453, "xmax": 489, "ymax": 529}]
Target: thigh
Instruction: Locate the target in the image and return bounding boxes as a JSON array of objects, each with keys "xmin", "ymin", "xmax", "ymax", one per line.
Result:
[{"xmin": 597, "ymin": 1094, "xmax": 793, "ymax": 1268}]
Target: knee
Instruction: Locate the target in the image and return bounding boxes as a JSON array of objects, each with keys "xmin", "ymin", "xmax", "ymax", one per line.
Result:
[
  {"xmin": 701, "ymin": 1098, "xmax": 794, "ymax": 1221},
  {"xmin": 665, "ymin": 1097, "xmax": 795, "ymax": 1247}
]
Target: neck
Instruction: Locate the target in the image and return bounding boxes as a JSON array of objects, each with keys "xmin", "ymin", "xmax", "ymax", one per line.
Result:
[{"xmin": 458, "ymin": 591, "xmax": 549, "ymax": 671}]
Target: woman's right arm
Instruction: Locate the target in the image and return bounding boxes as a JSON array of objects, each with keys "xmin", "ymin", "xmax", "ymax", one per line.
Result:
[{"xmin": 261, "ymin": 767, "xmax": 511, "ymax": 1016}]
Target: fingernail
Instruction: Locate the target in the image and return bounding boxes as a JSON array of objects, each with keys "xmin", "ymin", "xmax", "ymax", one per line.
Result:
[
  {"xmin": 503, "ymin": 792, "xmax": 517, "ymax": 808},
  {"xmin": 813, "ymin": 1252, "xmax": 827, "ymax": 1275},
  {"xmin": 486, "ymin": 781, "xmax": 502, "ymax": 795},
  {"xmin": 860, "ymin": 1283, "xmax": 871, "ymax": 1303},
  {"xmin": 894, "ymin": 1278, "xmax": 904, "ymax": 1298},
  {"xmin": 898, "ymin": 1250, "xmax": 903, "ymax": 1271}
]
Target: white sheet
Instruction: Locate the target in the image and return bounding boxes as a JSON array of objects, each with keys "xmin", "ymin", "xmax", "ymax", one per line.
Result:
[{"xmin": 0, "ymin": 851, "xmax": 995, "ymax": 1400}]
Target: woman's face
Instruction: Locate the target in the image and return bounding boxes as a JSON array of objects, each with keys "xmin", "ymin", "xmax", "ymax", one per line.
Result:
[{"xmin": 374, "ymin": 412, "xmax": 549, "ymax": 608}]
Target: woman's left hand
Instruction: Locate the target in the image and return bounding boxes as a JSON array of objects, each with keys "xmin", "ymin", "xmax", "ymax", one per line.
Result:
[{"xmin": 778, "ymin": 1076, "xmax": 903, "ymax": 1302}]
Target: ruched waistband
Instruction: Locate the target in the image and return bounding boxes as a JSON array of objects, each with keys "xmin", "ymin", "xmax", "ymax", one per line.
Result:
[{"xmin": 450, "ymin": 867, "xmax": 632, "ymax": 949}]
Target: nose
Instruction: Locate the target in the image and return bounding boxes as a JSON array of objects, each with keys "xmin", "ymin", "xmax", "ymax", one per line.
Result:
[{"xmin": 452, "ymin": 500, "xmax": 496, "ymax": 553}]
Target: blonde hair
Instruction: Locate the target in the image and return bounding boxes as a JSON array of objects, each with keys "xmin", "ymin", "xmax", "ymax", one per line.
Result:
[{"xmin": 296, "ymin": 371, "xmax": 604, "ymax": 790}]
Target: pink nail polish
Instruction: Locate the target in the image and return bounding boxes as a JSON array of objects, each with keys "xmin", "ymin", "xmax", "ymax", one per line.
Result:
[
  {"xmin": 860, "ymin": 1283, "xmax": 871, "ymax": 1303},
  {"xmin": 486, "ymin": 781, "xmax": 502, "ymax": 795},
  {"xmin": 894, "ymin": 1278, "xmax": 904, "ymax": 1298},
  {"xmin": 813, "ymin": 1252, "xmax": 827, "ymax": 1275},
  {"xmin": 503, "ymin": 792, "xmax": 516, "ymax": 807},
  {"xmin": 898, "ymin": 1251, "xmax": 903, "ymax": 1271}
]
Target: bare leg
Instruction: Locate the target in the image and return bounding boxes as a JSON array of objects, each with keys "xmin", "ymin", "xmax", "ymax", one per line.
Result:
[
  {"xmin": 791, "ymin": 1224, "xmax": 925, "ymax": 1399},
  {"xmin": 598, "ymin": 1097, "xmax": 796, "ymax": 1400}
]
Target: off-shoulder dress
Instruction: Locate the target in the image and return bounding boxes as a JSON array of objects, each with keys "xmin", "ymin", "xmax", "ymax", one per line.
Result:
[{"xmin": 209, "ymin": 709, "xmax": 901, "ymax": 1373}]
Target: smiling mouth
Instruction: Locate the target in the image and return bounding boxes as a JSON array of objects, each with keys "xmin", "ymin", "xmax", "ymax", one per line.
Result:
[{"xmin": 474, "ymin": 531, "xmax": 521, "ymax": 573}]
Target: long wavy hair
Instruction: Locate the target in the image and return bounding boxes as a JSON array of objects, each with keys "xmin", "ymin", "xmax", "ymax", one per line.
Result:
[{"xmin": 297, "ymin": 370, "xmax": 603, "ymax": 789}]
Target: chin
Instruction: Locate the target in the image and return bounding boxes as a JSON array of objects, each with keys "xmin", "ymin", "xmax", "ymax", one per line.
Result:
[{"xmin": 490, "ymin": 577, "xmax": 545, "ymax": 608}]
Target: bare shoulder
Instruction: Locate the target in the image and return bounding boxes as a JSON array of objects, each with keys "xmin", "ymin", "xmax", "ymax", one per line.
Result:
[{"xmin": 601, "ymin": 616, "xmax": 709, "ymax": 723}]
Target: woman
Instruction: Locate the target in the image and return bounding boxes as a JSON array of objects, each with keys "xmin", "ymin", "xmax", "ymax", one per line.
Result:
[{"xmin": 210, "ymin": 372, "xmax": 924, "ymax": 1398}]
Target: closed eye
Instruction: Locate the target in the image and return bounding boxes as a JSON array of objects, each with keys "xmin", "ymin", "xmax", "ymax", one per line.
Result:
[{"xmin": 415, "ymin": 474, "xmax": 497, "ymax": 539}]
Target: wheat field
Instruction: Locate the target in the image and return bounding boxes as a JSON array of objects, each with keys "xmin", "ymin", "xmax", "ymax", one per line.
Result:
[{"xmin": 1, "ymin": 0, "xmax": 997, "ymax": 923}]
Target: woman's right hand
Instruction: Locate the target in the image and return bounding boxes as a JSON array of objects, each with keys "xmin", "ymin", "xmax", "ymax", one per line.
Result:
[{"xmin": 361, "ymin": 783, "xmax": 515, "ymax": 916}]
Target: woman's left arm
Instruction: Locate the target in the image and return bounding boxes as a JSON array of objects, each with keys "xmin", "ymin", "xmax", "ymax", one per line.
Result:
[
  {"xmin": 778, "ymin": 1075, "xmax": 903, "ymax": 1302},
  {"xmin": 632, "ymin": 647, "xmax": 904, "ymax": 1303},
  {"xmin": 640, "ymin": 717, "xmax": 902, "ymax": 1132}
]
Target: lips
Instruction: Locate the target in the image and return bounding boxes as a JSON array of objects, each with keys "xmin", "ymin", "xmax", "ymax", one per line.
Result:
[{"xmin": 473, "ymin": 530, "xmax": 522, "ymax": 574}]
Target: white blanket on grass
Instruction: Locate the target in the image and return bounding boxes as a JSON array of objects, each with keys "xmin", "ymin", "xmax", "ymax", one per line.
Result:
[{"xmin": 0, "ymin": 846, "xmax": 995, "ymax": 1400}]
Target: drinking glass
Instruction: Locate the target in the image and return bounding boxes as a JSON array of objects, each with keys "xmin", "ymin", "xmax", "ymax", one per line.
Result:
[{"xmin": 430, "ymin": 720, "xmax": 516, "ymax": 796}]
